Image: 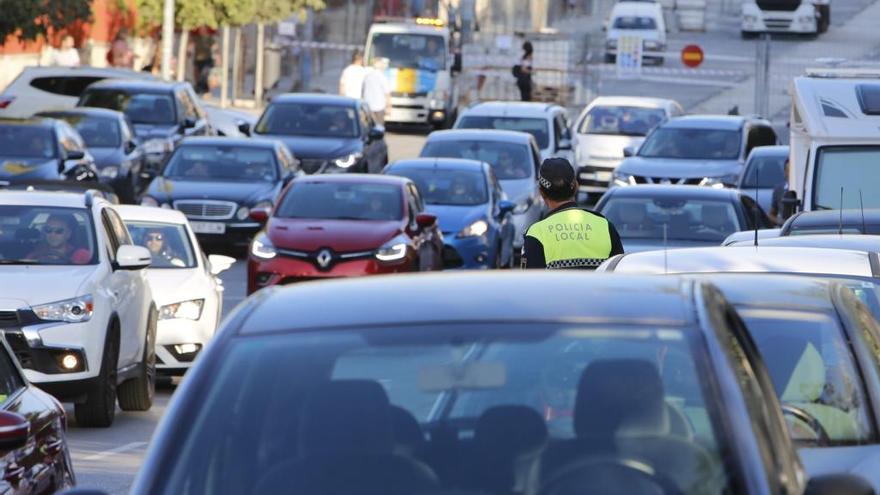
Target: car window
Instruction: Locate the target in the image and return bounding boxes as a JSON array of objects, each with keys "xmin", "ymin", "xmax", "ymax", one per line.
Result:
[
  {"xmin": 58, "ymin": 122, "xmax": 86, "ymax": 153},
  {"xmin": 80, "ymin": 90, "xmax": 177, "ymax": 126},
  {"xmin": 421, "ymin": 140, "xmax": 533, "ymax": 180},
  {"xmin": 54, "ymin": 114, "xmax": 121, "ymax": 148},
  {"xmin": 105, "ymin": 208, "xmax": 133, "ymax": 245},
  {"xmin": 184, "ymin": 85, "xmax": 207, "ymax": 119},
  {"xmin": 0, "ymin": 206, "xmax": 97, "ymax": 265},
  {"xmin": 612, "ymin": 15, "xmax": 658, "ymax": 29},
  {"xmin": 456, "ymin": 116, "xmax": 550, "ymax": 149},
  {"xmin": 814, "ymin": 146, "xmax": 880, "ymax": 210},
  {"xmin": 155, "ymin": 323, "xmax": 738, "ymax": 495},
  {"xmin": 125, "ymin": 221, "xmax": 196, "ymax": 269},
  {"xmin": 746, "ymin": 126, "xmax": 777, "ymax": 156},
  {"xmin": 577, "ymin": 106, "xmax": 666, "ymax": 136},
  {"xmin": 555, "ymin": 113, "xmax": 572, "ymax": 143},
  {"xmin": 740, "ymin": 195, "xmax": 769, "ymax": 229},
  {"xmin": 639, "ymin": 128, "xmax": 742, "ymax": 160},
  {"xmin": 177, "ymin": 89, "xmax": 198, "ymax": 122},
  {"xmin": 0, "ymin": 124, "xmax": 57, "ymax": 158},
  {"xmin": 164, "ymin": 145, "xmax": 278, "ymax": 182},
  {"xmin": 741, "ymin": 154, "xmax": 786, "ymax": 188},
  {"xmin": 388, "ymin": 167, "xmax": 488, "ymax": 206},
  {"xmin": 255, "ymin": 103, "xmax": 358, "ymax": 138},
  {"xmin": 601, "ymin": 197, "xmax": 742, "ymax": 242},
  {"xmin": 408, "ymin": 183, "xmax": 425, "ymax": 212},
  {"xmin": 276, "ymin": 182, "xmax": 403, "ymax": 221},
  {"xmin": 0, "ymin": 342, "xmax": 25, "ymax": 404},
  {"xmin": 30, "ymin": 76, "xmax": 105, "ymax": 97}
]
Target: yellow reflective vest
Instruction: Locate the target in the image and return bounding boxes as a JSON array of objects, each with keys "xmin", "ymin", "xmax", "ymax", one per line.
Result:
[{"xmin": 524, "ymin": 206, "xmax": 622, "ymax": 269}]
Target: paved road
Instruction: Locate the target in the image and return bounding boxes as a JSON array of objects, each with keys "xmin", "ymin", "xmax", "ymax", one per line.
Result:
[{"xmin": 66, "ymin": 130, "xmax": 428, "ymax": 494}]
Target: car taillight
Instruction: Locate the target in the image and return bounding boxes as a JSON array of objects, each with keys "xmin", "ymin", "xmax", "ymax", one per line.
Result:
[{"xmin": 0, "ymin": 96, "xmax": 14, "ymax": 109}]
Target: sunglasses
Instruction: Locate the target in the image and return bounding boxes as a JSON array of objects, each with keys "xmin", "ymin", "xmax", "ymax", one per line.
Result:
[
  {"xmin": 44, "ymin": 227, "xmax": 67, "ymax": 235},
  {"xmin": 146, "ymin": 234, "xmax": 163, "ymax": 241}
]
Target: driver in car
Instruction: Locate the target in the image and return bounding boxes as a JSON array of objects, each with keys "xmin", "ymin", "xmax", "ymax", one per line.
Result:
[
  {"xmin": 28, "ymin": 214, "xmax": 91, "ymax": 264},
  {"xmin": 142, "ymin": 228, "xmax": 184, "ymax": 267},
  {"xmin": 496, "ymin": 149, "xmax": 530, "ymax": 179}
]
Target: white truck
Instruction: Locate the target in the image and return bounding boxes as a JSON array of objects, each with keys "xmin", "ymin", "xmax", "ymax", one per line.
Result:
[
  {"xmin": 741, "ymin": 0, "xmax": 829, "ymax": 37},
  {"xmin": 784, "ymin": 68, "xmax": 880, "ymax": 215},
  {"xmin": 365, "ymin": 18, "xmax": 462, "ymax": 129}
]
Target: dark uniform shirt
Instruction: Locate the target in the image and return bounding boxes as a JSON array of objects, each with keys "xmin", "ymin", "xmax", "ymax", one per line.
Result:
[{"xmin": 522, "ymin": 202, "xmax": 624, "ymax": 269}]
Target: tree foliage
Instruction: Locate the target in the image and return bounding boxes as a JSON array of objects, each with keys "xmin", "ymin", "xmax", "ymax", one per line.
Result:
[
  {"xmin": 0, "ymin": 0, "xmax": 93, "ymax": 42},
  {"xmin": 136, "ymin": 0, "xmax": 325, "ymax": 32}
]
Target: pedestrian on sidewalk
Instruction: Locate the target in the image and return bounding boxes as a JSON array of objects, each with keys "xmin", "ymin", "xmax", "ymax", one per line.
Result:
[
  {"xmin": 363, "ymin": 57, "xmax": 391, "ymax": 124},
  {"xmin": 516, "ymin": 41, "xmax": 534, "ymax": 101},
  {"xmin": 107, "ymin": 30, "xmax": 134, "ymax": 68},
  {"xmin": 339, "ymin": 50, "xmax": 367, "ymax": 99},
  {"xmin": 51, "ymin": 35, "xmax": 80, "ymax": 67}
]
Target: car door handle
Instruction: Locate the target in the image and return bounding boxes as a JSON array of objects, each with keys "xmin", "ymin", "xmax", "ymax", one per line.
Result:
[{"xmin": 4, "ymin": 463, "xmax": 25, "ymax": 484}]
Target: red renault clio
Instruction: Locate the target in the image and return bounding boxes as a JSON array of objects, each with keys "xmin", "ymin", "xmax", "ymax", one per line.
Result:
[{"xmin": 247, "ymin": 175, "xmax": 443, "ymax": 293}]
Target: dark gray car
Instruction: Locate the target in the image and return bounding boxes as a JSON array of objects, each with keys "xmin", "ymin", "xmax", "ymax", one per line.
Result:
[
  {"xmin": 0, "ymin": 117, "xmax": 97, "ymax": 185},
  {"xmin": 737, "ymin": 145, "xmax": 788, "ymax": 213}
]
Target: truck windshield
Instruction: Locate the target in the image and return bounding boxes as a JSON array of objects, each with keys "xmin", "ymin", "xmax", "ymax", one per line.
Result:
[
  {"xmin": 814, "ymin": 146, "xmax": 880, "ymax": 209},
  {"xmin": 368, "ymin": 33, "xmax": 446, "ymax": 71}
]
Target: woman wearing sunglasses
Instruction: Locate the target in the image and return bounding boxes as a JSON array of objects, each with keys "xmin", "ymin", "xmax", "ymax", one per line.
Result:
[{"xmin": 141, "ymin": 228, "xmax": 184, "ymax": 268}]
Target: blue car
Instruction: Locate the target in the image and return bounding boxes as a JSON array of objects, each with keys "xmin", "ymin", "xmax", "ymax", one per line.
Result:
[{"xmin": 384, "ymin": 158, "xmax": 516, "ymax": 269}]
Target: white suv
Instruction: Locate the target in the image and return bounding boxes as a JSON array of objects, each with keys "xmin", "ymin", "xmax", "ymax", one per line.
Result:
[{"xmin": 0, "ymin": 190, "xmax": 156, "ymax": 427}]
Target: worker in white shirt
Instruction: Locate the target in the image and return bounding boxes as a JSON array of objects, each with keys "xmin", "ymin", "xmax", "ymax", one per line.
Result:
[
  {"xmin": 362, "ymin": 57, "xmax": 391, "ymax": 124},
  {"xmin": 339, "ymin": 50, "xmax": 366, "ymax": 100},
  {"xmin": 51, "ymin": 36, "xmax": 80, "ymax": 67}
]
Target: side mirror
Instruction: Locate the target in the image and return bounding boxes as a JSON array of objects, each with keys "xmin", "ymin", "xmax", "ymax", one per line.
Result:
[
  {"xmin": 451, "ymin": 53, "xmax": 463, "ymax": 73},
  {"xmin": 557, "ymin": 139, "xmax": 573, "ymax": 151},
  {"xmin": 416, "ymin": 213, "xmax": 437, "ymax": 229},
  {"xmin": 498, "ymin": 200, "xmax": 515, "ymax": 215},
  {"xmin": 236, "ymin": 120, "xmax": 251, "ymax": 136},
  {"xmin": 781, "ymin": 190, "xmax": 799, "ymax": 219},
  {"xmin": 115, "ymin": 245, "xmax": 151, "ymax": 270},
  {"xmin": 183, "ymin": 117, "xmax": 197, "ymax": 129},
  {"xmin": 805, "ymin": 474, "xmax": 874, "ymax": 495},
  {"xmin": 0, "ymin": 411, "xmax": 29, "ymax": 451},
  {"xmin": 249, "ymin": 207, "xmax": 271, "ymax": 223},
  {"xmin": 368, "ymin": 125, "xmax": 385, "ymax": 141},
  {"xmin": 66, "ymin": 149, "xmax": 85, "ymax": 160},
  {"xmin": 622, "ymin": 146, "xmax": 635, "ymax": 158},
  {"xmin": 207, "ymin": 254, "xmax": 236, "ymax": 275},
  {"xmin": 124, "ymin": 140, "xmax": 137, "ymax": 154}
]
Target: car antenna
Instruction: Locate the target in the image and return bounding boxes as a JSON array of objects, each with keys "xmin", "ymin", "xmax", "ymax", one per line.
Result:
[
  {"xmin": 839, "ymin": 186, "xmax": 844, "ymax": 236},
  {"xmin": 860, "ymin": 189, "xmax": 867, "ymax": 234},
  {"xmin": 754, "ymin": 163, "xmax": 760, "ymax": 247},
  {"xmin": 663, "ymin": 223, "xmax": 668, "ymax": 275}
]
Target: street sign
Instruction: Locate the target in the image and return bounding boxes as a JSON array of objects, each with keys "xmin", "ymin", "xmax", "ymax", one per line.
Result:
[
  {"xmin": 616, "ymin": 36, "xmax": 643, "ymax": 78},
  {"xmin": 681, "ymin": 44, "xmax": 704, "ymax": 68}
]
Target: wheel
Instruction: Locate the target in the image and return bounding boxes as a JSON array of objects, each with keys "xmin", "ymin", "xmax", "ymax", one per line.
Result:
[
  {"xmin": 74, "ymin": 328, "xmax": 118, "ymax": 428},
  {"xmin": 118, "ymin": 306, "xmax": 156, "ymax": 411}
]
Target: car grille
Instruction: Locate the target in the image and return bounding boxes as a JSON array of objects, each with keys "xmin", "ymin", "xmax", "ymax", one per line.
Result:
[
  {"xmin": 4, "ymin": 331, "xmax": 32, "ymax": 369},
  {"xmin": 764, "ymin": 18, "xmax": 793, "ymax": 29},
  {"xmin": 757, "ymin": 0, "xmax": 799, "ymax": 11},
  {"xmin": 300, "ymin": 159, "xmax": 329, "ymax": 175},
  {"xmin": 173, "ymin": 200, "xmax": 237, "ymax": 220},
  {"xmin": 0, "ymin": 311, "xmax": 18, "ymax": 327},
  {"xmin": 633, "ymin": 176, "xmax": 702, "ymax": 185},
  {"xmin": 392, "ymin": 91, "xmax": 428, "ymax": 98}
]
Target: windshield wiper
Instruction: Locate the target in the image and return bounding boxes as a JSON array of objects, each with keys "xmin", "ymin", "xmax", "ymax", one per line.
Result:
[{"xmin": 0, "ymin": 259, "xmax": 38, "ymax": 265}]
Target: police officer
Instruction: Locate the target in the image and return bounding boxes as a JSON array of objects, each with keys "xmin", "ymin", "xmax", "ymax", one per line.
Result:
[{"xmin": 522, "ymin": 158, "xmax": 624, "ymax": 269}]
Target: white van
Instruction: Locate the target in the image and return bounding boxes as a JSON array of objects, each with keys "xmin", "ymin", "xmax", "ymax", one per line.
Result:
[
  {"xmin": 605, "ymin": 2, "xmax": 667, "ymax": 65},
  {"xmin": 787, "ymin": 68, "xmax": 880, "ymax": 213}
]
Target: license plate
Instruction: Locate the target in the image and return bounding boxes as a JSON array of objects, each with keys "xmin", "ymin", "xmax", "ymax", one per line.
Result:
[{"xmin": 190, "ymin": 222, "xmax": 226, "ymax": 234}]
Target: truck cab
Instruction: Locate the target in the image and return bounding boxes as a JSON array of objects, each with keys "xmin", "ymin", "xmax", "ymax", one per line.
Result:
[
  {"xmin": 741, "ymin": 0, "xmax": 829, "ymax": 37},
  {"xmin": 786, "ymin": 69, "xmax": 880, "ymax": 214},
  {"xmin": 364, "ymin": 18, "xmax": 461, "ymax": 129}
]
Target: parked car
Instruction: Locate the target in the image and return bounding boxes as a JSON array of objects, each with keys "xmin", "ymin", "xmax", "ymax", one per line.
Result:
[
  {"xmin": 247, "ymin": 175, "xmax": 442, "ymax": 293},
  {"xmin": 0, "ymin": 66, "xmax": 154, "ymax": 119},
  {"xmin": 420, "ymin": 129, "xmax": 543, "ymax": 255},
  {"xmin": 738, "ymin": 145, "xmax": 789, "ymax": 213},
  {"xmin": 573, "ymin": 96, "xmax": 683, "ymax": 200},
  {"xmin": 77, "ymin": 79, "xmax": 213, "ymax": 178},
  {"xmin": 77, "ymin": 272, "xmax": 870, "ymax": 495},
  {"xmin": 140, "ymin": 137, "xmax": 298, "ymax": 245},
  {"xmin": 605, "ymin": 1, "xmax": 667, "ymax": 64},
  {"xmin": 613, "ymin": 115, "xmax": 778, "ymax": 189},
  {"xmin": 0, "ymin": 191, "xmax": 156, "ymax": 427},
  {"xmin": 781, "ymin": 209, "xmax": 880, "ymax": 236},
  {"xmin": 453, "ymin": 101, "xmax": 575, "ymax": 163},
  {"xmin": 0, "ymin": 336, "xmax": 75, "ymax": 493},
  {"xmin": 253, "ymin": 93, "xmax": 388, "ymax": 174},
  {"xmin": 0, "ymin": 118, "xmax": 98, "ymax": 185},
  {"xmin": 596, "ymin": 185, "xmax": 772, "ymax": 252},
  {"xmin": 35, "ymin": 108, "xmax": 145, "ymax": 203},
  {"xmin": 116, "ymin": 206, "xmax": 234, "ymax": 379},
  {"xmin": 384, "ymin": 158, "xmax": 516, "ymax": 269}
]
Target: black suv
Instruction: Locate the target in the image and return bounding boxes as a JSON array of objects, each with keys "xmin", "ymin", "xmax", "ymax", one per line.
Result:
[{"xmin": 77, "ymin": 79, "xmax": 213, "ymax": 179}]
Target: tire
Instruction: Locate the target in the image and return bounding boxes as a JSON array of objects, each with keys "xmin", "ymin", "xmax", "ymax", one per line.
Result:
[
  {"xmin": 118, "ymin": 306, "xmax": 156, "ymax": 411},
  {"xmin": 74, "ymin": 326, "xmax": 118, "ymax": 428}
]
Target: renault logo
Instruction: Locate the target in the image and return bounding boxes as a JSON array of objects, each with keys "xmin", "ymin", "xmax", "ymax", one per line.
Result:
[{"xmin": 316, "ymin": 249, "xmax": 333, "ymax": 269}]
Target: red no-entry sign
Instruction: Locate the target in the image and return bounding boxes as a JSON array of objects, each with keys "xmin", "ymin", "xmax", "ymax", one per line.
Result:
[{"xmin": 681, "ymin": 45, "xmax": 704, "ymax": 68}]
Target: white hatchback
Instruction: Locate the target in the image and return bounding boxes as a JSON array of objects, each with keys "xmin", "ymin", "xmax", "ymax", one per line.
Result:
[{"xmin": 115, "ymin": 206, "xmax": 233, "ymax": 378}]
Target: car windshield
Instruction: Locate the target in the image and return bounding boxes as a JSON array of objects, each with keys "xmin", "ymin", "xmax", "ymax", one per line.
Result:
[
  {"xmin": 612, "ymin": 15, "xmax": 658, "ymax": 29},
  {"xmin": 578, "ymin": 106, "xmax": 666, "ymax": 136},
  {"xmin": 737, "ymin": 308, "xmax": 875, "ymax": 446},
  {"xmin": 255, "ymin": 103, "xmax": 358, "ymax": 138},
  {"xmin": 52, "ymin": 114, "xmax": 121, "ymax": 148},
  {"xmin": 79, "ymin": 90, "xmax": 176, "ymax": 125},
  {"xmin": 156, "ymin": 323, "xmax": 736, "ymax": 495},
  {"xmin": 602, "ymin": 197, "xmax": 741, "ymax": 242},
  {"xmin": 0, "ymin": 125, "xmax": 56, "ymax": 158},
  {"xmin": 814, "ymin": 146, "xmax": 880, "ymax": 209},
  {"xmin": 125, "ymin": 221, "xmax": 196, "ymax": 269},
  {"xmin": 368, "ymin": 33, "xmax": 446, "ymax": 71},
  {"xmin": 457, "ymin": 116, "xmax": 550, "ymax": 149},
  {"xmin": 164, "ymin": 145, "xmax": 278, "ymax": 182},
  {"xmin": 421, "ymin": 140, "xmax": 533, "ymax": 180},
  {"xmin": 0, "ymin": 206, "xmax": 97, "ymax": 265},
  {"xmin": 391, "ymin": 168, "xmax": 488, "ymax": 206},
  {"xmin": 639, "ymin": 128, "xmax": 741, "ymax": 160},
  {"xmin": 276, "ymin": 182, "xmax": 402, "ymax": 221},
  {"xmin": 741, "ymin": 154, "xmax": 786, "ymax": 188}
]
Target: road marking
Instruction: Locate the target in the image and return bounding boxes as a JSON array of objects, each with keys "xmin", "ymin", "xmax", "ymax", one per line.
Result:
[{"xmin": 81, "ymin": 441, "xmax": 148, "ymax": 461}]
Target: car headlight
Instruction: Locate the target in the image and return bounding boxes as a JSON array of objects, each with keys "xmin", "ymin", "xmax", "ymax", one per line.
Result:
[
  {"xmin": 251, "ymin": 232, "xmax": 277, "ymax": 259},
  {"xmin": 612, "ymin": 171, "xmax": 636, "ymax": 187},
  {"xmin": 513, "ymin": 198, "xmax": 533, "ymax": 215},
  {"xmin": 99, "ymin": 166, "xmax": 119, "ymax": 179},
  {"xmin": 428, "ymin": 90, "xmax": 448, "ymax": 109},
  {"xmin": 375, "ymin": 235, "xmax": 408, "ymax": 262},
  {"xmin": 457, "ymin": 219, "xmax": 489, "ymax": 238},
  {"xmin": 252, "ymin": 200, "xmax": 273, "ymax": 211},
  {"xmin": 33, "ymin": 295, "xmax": 93, "ymax": 323},
  {"xmin": 334, "ymin": 152, "xmax": 363, "ymax": 169},
  {"xmin": 159, "ymin": 299, "xmax": 204, "ymax": 321},
  {"xmin": 699, "ymin": 174, "xmax": 739, "ymax": 188},
  {"xmin": 143, "ymin": 138, "xmax": 174, "ymax": 154},
  {"xmin": 236, "ymin": 205, "xmax": 249, "ymax": 220}
]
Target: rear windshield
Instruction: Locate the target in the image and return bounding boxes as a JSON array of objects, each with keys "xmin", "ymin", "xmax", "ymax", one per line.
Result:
[
  {"xmin": 421, "ymin": 140, "xmax": 533, "ymax": 180},
  {"xmin": 80, "ymin": 90, "xmax": 176, "ymax": 125},
  {"xmin": 0, "ymin": 125, "xmax": 56, "ymax": 158}
]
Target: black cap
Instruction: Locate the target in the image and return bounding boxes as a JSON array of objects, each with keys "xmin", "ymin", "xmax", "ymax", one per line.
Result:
[{"xmin": 538, "ymin": 158, "xmax": 576, "ymax": 199}]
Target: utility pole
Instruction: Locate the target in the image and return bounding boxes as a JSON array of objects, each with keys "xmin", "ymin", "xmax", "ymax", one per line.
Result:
[{"xmin": 161, "ymin": 0, "xmax": 175, "ymax": 80}]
